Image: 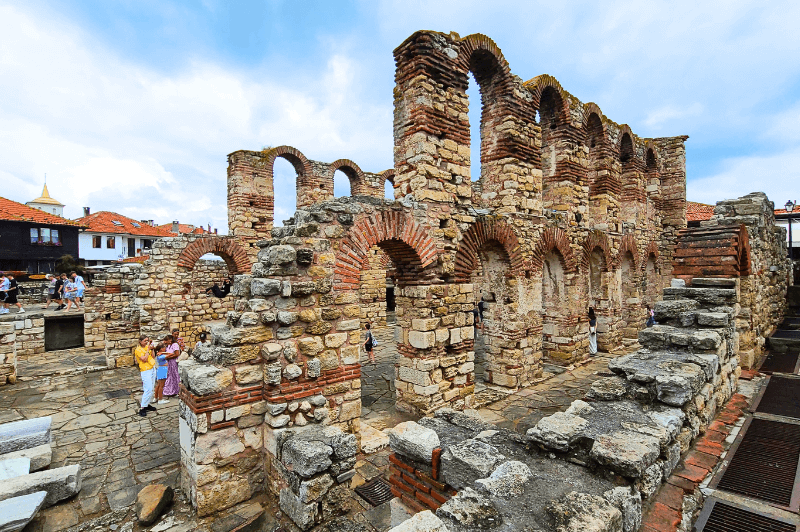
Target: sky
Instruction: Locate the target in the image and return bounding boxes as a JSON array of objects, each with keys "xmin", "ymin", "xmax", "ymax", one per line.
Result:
[{"xmin": 2, "ymin": 1, "xmax": 800, "ymax": 232}]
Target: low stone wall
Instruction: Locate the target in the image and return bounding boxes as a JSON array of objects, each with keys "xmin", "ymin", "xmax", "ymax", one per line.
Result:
[
  {"xmin": 0, "ymin": 319, "xmax": 17, "ymax": 385},
  {"xmin": 385, "ymin": 278, "xmax": 741, "ymax": 531},
  {"xmin": 6, "ymin": 312, "xmax": 45, "ymax": 359}
]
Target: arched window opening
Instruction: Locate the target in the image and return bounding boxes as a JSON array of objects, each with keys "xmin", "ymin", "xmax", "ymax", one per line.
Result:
[
  {"xmin": 646, "ymin": 149, "xmax": 657, "ymax": 170},
  {"xmin": 467, "ymin": 71, "xmax": 481, "ymax": 182},
  {"xmin": 333, "ymin": 169, "xmax": 351, "ymax": 197},
  {"xmin": 587, "ymin": 113, "xmax": 603, "ymax": 150},
  {"xmin": 273, "ymin": 157, "xmax": 298, "ymax": 222},
  {"xmin": 539, "ymin": 87, "xmax": 563, "ymax": 180},
  {"xmin": 620, "ymin": 133, "xmax": 634, "ymax": 164},
  {"xmin": 588, "ymin": 248, "xmax": 606, "ymax": 303},
  {"xmin": 384, "ymin": 176, "xmax": 394, "ymax": 199}
]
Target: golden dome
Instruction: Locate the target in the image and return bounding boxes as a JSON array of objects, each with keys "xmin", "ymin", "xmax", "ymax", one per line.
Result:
[{"xmin": 29, "ymin": 184, "xmax": 64, "ymax": 206}]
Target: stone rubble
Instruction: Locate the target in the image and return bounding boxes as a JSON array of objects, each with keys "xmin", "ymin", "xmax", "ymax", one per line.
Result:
[{"xmin": 0, "ymin": 490, "xmax": 47, "ymax": 532}]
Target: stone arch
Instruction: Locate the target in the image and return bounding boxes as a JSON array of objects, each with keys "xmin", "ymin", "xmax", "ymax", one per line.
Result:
[
  {"xmin": 176, "ymin": 236, "xmax": 252, "ymax": 274},
  {"xmin": 619, "ymin": 130, "xmax": 635, "ymax": 163},
  {"xmin": 580, "ymin": 231, "xmax": 613, "ymax": 273},
  {"xmin": 260, "ymin": 145, "xmax": 319, "ymax": 209},
  {"xmin": 531, "ymin": 227, "xmax": 576, "ymax": 273},
  {"xmin": 330, "ymin": 159, "xmax": 367, "ymax": 196},
  {"xmin": 616, "ymin": 234, "xmax": 640, "ymax": 270},
  {"xmin": 644, "ymin": 241, "xmax": 660, "ymax": 268},
  {"xmin": 526, "ymin": 75, "xmax": 570, "ymax": 123},
  {"xmin": 380, "ymin": 169, "xmax": 396, "ymax": 199},
  {"xmin": 454, "ymin": 218, "xmax": 524, "ymax": 281},
  {"xmin": 334, "ymin": 211, "xmax": 438, "ymax": 290}
]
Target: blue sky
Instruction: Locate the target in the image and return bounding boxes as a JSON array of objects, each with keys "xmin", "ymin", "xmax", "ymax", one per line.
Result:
[{"xmin": 2, "ymin": 1, "xmax": 800, "ymax": 231}]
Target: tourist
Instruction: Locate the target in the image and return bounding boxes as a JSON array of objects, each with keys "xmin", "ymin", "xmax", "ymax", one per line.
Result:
[
  {"xmin": 363, "ymin": 323, "xmax": 376, "ymax": 365},
  {"xmin": 588, "ymin": 307, "xmax": 598, "ymax": 356},
  {"xmin": 162, "ymin": 329, "xmax": 184, "ymax": 397},
  {"xmin": 62, "ymin": 274, "xmax": 81, "ymax": 312},
  {"xmin": 205, "ymin": 277, "xmax": 232, "ymax": 298},
  {"xmin": 135, "ymin": 335, "xmax": 157, "ymax": 417},
  {"xmin": 0, "ymin": 272, "xmax": 9, "ymax": 314},
  {"xmin": 195, "ymin": 332, "xmax": 211, "ymax": 350},
  {"xmin": 42, "ymin": 274, "xmax": 58, "ymax": 309},
  {"xmin": 53, "ymin": 274, "xmax": 66, "ymax": 311},
  {"xmin": 70, "ymin": 271, "xmax": 86, "ymax": 304},
  {"xmin": 5, "ymin": 274, "xmax": 23, "ymax": 313},
  {"xmin": 154, "ymin": 334, "xmax": 173, "ymax": 404},
  {"xmin": 471, "ymin": 302, "xmax": 481, "ymax": 335},
  {"xmin": 645, "ymin": 304, "xmax": 656, "ymax": 327}
]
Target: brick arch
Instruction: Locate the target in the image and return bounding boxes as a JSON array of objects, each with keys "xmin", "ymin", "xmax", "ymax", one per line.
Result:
[
  {"xmin": 380, "ymin": 169, "xmax": 395, "ymax": 185},
  {"xmin": 644, "ymin": 140, "xmax": 658, "ymax": 169},
  {"xmin": 259, "ymin": 145, "xmax": 323, "ymax": 210},
  {"xmin": 580, "ymin": 231, "xmax": 613, "ymax": 273},
  {"xmin": 616, "ymin": 234, "xmax": 640, "ymax": 270},
  {"xmin": 526, "ymin": 75, "xmax": 571, "ymax": 124},
  {"xmin": 531, "ymin": 226, "xmax": 576, "ymax": 273},
  {"xmin": 177, "ymin": 236, "xmax": 251, "ymax": 274},
  {"xmin": 456, "ymin": 33, "xmax": 513, "ymax": 86},
  {"xmin": 645, "ymin": 240, "xmax": 660, "ymax": 263},
  {"xmin": 330, "ymin": 159, "xmax": 367, "ymax": 196},
  {"xmin": 334, "ymin": 211, "xmax": 438, "ymax": 290},
  {"xmin": 453, "ymin": 218, "xmax": 524, "ymax": 281}
]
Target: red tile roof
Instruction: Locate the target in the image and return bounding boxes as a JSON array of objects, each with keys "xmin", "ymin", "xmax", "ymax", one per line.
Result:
[
  {"xmin": 0, "ymin": 196, "xmax": 85, "ymax": 226},
  {"xmin": 74, "ymin": 211, "xmax": 172, "ymax": 237},
  {"xmin": 156, "ymin": 223, "xmax": 210, "ymax": 235},
  {"xmin": 687, "ymin": 202, "xmax": 715, "ymax": 222},
  {"xmin": 122, "ymin": 255, "xmax": 148, "ymax": 263}
]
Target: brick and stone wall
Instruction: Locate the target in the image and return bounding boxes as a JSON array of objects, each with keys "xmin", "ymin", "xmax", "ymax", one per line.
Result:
[
  {"xmin": 672, "ymin": 192, "xmax": 791, "ymax": 367},
  {"xmin": 0, "ymin": 318, "xmax": 17, "ymax": 385}
]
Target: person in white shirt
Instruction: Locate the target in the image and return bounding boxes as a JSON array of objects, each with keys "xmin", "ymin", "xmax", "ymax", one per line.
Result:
[
  {"xmin": 70, "ymin": 271, "xmax": 87, "ymax": 303},
  {"xmin": 0, "ymin": 272, "xmax": 9, "ymax": 314}
]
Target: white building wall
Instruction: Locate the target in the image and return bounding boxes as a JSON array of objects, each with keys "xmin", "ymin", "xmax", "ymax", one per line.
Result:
[{"xmin": 78, "ymin": 233, "xmax": 155, "ymax": 262}]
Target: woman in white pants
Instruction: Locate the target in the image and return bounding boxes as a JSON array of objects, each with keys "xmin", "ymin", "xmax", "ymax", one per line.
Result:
[
  {"xmin": 135, "ymin": 335, "xmax": 157, "ymax": 417},
  {"xmin": 588, "ymin": 307, "xmax": 598, "ymax": 356}
]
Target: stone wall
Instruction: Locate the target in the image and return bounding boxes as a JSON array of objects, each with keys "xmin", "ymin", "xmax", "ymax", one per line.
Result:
[
  {"xmin": 177, "ymin": 28, "xmax": 690, "ymax": 520},
  {"xmin": 0, "ymin": 318, "xmax": 17, "ymax": 385},
  {"xmin": 385, "ymin": 277, "xmax": 741, "ymax": 531},
  {"xmin": 672, "ymin": 192, "xmax": 791, "ymax": 367}
]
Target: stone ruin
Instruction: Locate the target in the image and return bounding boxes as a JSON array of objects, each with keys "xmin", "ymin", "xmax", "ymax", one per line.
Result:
[
  {"xmin": 175, "ymin": 29, "xmax": 696, "ymax": 525},
  {"xmin": 0, "ymin": 28, "xmax": 792, "ymax": 532}
]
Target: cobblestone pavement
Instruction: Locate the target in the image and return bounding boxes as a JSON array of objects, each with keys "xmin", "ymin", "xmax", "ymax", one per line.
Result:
[
  {"xmin": 0, "ymin": 331, "xmax": 625, "ymax": 531},
  {"xmin": 17, "ymin": 346, "xmax": 107, "ymax": 380}
]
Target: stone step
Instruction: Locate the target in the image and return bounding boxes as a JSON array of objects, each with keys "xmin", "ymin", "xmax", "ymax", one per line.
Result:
[
  {"xmin": 691, "ymin": 278, "xmax": 737, "ymax": 288},
  {"xmin": 0, "ymin": 417, "xmax": 51, "ymax": 455},
  {"xmin": 638, "ymin": 325, "xmax": 723, "ymax": 352},
  {"xmin": 662, "ymin": 286, "xmax": 737, "ymax": 305},
  {"xmin": 0, "ymin": 444, "xmax": 52, "ymax": 472},
  {"xmin": 0, "ymin": 464, "xmax": 81, "ymax": 508},
  {"xmin": 0, "ymin": 457, "xmax": 30, "ymax": 481},
  {"xmin": 767, "ymin": 332, "xmax": 800, "ymax": 353},
  {"xmin": 0, "ymin": 490, "xmax": 47, "ymax": 532}
]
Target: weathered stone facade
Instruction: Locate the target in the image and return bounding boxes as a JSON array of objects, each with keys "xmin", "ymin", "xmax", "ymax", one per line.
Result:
[
  {"xmin": 672, "ymin": 192, "xmax": 791, "ymax": 367},
  {"xmin": 176, "ymin": 29, "xmax": 691, "ymax": 519}
]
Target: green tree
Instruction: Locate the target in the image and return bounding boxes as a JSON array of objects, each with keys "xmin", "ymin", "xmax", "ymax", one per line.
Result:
[{"xmin": 55, "ymin": 255, "xmax": 85, "ymax": 275}]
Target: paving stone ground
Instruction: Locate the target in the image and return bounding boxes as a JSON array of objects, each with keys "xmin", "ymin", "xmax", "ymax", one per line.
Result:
[{"xmin": 0, "ymin": 328, "xmax": 627, "ymax": 531}]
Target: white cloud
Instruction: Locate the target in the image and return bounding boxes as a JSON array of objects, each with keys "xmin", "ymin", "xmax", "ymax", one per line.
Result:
[
  {"xmin": 645, "ymin": 103, "xmax": 704, "ymax": 129},
  {"xmin": 0, "ymin": 4, "xmax": 391, "ymax": 233},
  {"xmin": 688, "ymin": 148, "xmax": 800, "ymax": 206}
]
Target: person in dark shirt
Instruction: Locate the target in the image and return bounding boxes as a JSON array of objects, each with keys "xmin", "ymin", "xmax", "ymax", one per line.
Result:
[
  {"xmin": 6, "ymin": 274, "xmax": 23, "ymax": 313},
  {"xmin": 53, "ymin": 275, "xmax": 65, "ymax": 311},
  {"xmin": 205, "ymin": 278, "xmax": 232, "ymax": 298}
]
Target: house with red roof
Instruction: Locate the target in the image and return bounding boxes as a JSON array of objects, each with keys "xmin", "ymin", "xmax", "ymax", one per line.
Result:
[
  {"xmin": 156, "ymin": 221, "xmax": 213, "ymax": 235},
  {"xmin": 74, "ymin": 209, "xmax": 173, "ymax": 266},
  {"xmin": 0, "ymin": 194, "xmax": 85, "ymax": 273}
]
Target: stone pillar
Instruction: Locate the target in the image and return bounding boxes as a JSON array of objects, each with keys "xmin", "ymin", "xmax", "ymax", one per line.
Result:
[
  {"xmin": 0, "ymin": 318, "xmax": 17, "ymax": 385},
  {"xmin": 394, "ymin": 283, "xmax": 476, "ymax": 414},
  {"xmin": 227, "ymin": 150, "xmax": 275, "ymax": 259}
]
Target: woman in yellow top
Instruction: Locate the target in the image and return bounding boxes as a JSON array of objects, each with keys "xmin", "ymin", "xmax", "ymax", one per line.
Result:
[{"xmin": 135, "ymin": 335, "xmax": 157, "ymax": 417}]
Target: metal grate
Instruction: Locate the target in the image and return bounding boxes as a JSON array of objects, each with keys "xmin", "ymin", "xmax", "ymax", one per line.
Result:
[
  {"xmin": 754, "ymin": 377, "xmax": 800, "ymax": 419},
  {"xmin": 772, "ymin": 330, "xmax": 800, "ymax": 340},
  {"xmin": 694, "ymin": 499, "xmax": 797, "ymax": 532},
  {"xmin": 105, "ymin": 388, "xmax": 130, "ymax": 399},
  {"xmin": 355, "ymin": 477, "xmax": 394, "ymax": 507},
  {"xmin": 759, "ymin": 351, "xmax": 800, "ymax": 375},
  {"xmin": 714, "ymin": 418, "xmax": 800, "ymax": 509}
]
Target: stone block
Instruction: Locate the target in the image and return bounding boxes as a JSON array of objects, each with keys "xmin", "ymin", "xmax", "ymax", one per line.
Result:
[
  {"xmin": 589, "ymin": 430, "xmax": 660, "ymax": 478},
  {"xmin": 527, "ymin": 412, "xmax": 588, "ymax": 452},
  {"xmin": 389, "ymin": 510, "xmax": 448, "ymax": 532},
  {"xmin": 0, "ymin": 444, "xmax": 51, "ymax": 472},
  {"xmin": 298, "ymin": 337, "xmax": 324, "ymax": 356},
  {"xmin": 409, "ymin": 330, "xmax": 436, "ymax": 349},
  {"xmin": 337, "ymin": 319, "xmax": 360, "ymax": 331},
  {"xmin": 279, "ymin": 488, "xmax": 317, "ymax": 531},
  {"xmin": 0, "ymin": 417, "xmax": 51, "ymax": 455},
  {"xmin": 298, "ymin": 474, "xmax": 333, "ymax": 503},
  {"xmin": 0, "ymin": 491, "xmax": 47, "ymax": 532},
  {"xmin": 0, "ymin": 457, "xmax": 29, "ymax": 481},
  {"xmin": 235, "ymin": 364, "xmax": 263, "ymax": 385},
  {"xmin": 282, "ymin": 439, "xmax": 333, "ymax": 478},
  {"xmin": 387, "ymin": 421, "xmax": 440, "ymax": 463},
  {"xmin": 398, "ymin": 366, "xmax": 431, "ymax": 386},
  {"xmin": 251, "ymin": 278, "xmax": 281, "ymax": 296},
  {"xmin": 547, "ymin": 491, "xmax": 623, "ymax": 532},
  {"xmin": 474, "ymin": 460, "xmax": 532, "ymax": 497},
  {"xmin": 179, "ymin": 361, "xmax": 233, "ymax": 396},
  {"xmin": 136, "ymin": 484, "xmax": 174, "ymax": 525},
  {"xmin": 0, "ymin": 464, "xmax": 81, "ymax": 508},
  {"xmin": 194, "ymin": 427, "xmax": 244, "ymax": 465},
  {"xmin": 411, "ymin": 318, "xmax": 440, "ymax": 331},
  {"xmin": 440, "ymin": 439, "xmax": 506, "ymax": 490}
]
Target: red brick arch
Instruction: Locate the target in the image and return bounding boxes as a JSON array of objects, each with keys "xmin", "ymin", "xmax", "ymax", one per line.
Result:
[
  {"xmin": 616, "ymin": 234, "xmax": 640, "ymax": 270},
  {"xmin": 457, "ymin": 34, "xmax": 513, "ymax": 86},
  {"xmin": 330, "ymin": 159, "xmax": 367, "ymax": 196},
  {"xmin": 530, "ymin": 226, "xmax": 576, "ymax": 273},
  {"xmin": 334, "ymin": 211, "xmax": 438, "ymax": 289},
  {"xmin": 260, "ymin": 145, "xmax": 323, "ymax": 209},
  {"xmin": 526, "ymin": 75, "xmax": 571, "ymax": 124},
  {"xmin": 453, "ymin": 218, "xmax": 524, "ymax": 281},
  {"xmin": 177, "ymin": 236, "xmax": 251, "ymax": 274},
  {"xmin": 580, "ymin": 231, "xmax": 613, "ymax": 273}
]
